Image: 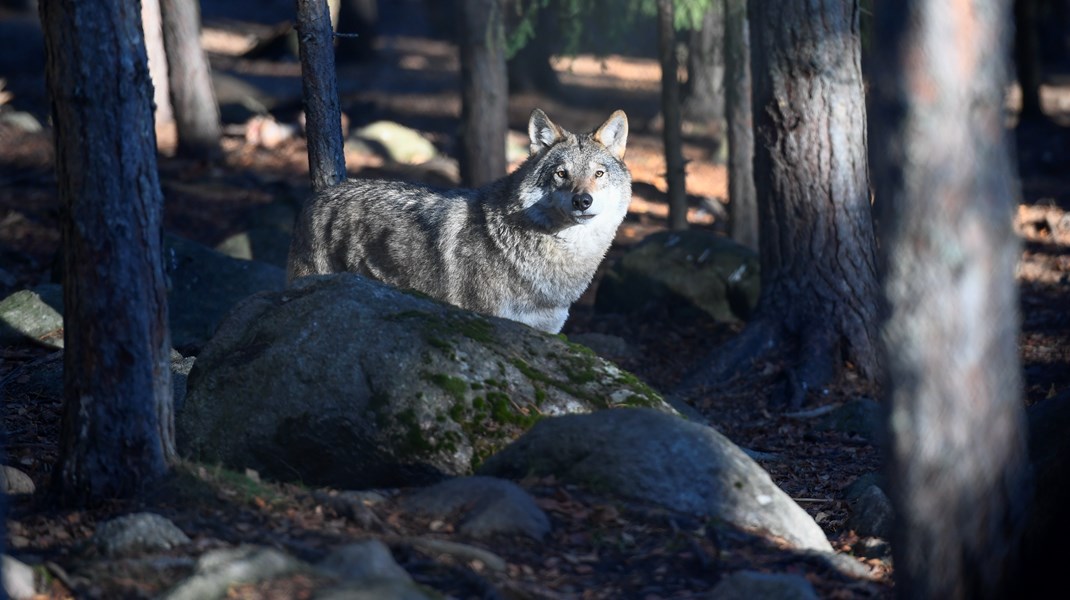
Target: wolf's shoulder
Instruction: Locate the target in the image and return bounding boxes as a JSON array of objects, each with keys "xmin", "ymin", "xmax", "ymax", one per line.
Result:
[{"xmin": 322, "ymin": 178, "xmax": 475, "ymax": 204}]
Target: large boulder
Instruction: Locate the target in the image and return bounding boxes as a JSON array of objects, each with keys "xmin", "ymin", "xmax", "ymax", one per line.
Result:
[
  {"xmin": 177, "ymin": 274, "xmax": 674, "ymax": 489},
  {"xmin": 596, "ymin": 230, "xmax": 760, "ymax": 322},
  {"xmin": 478, "ymin": 408, "xmax": 832, "ymax": 552}
]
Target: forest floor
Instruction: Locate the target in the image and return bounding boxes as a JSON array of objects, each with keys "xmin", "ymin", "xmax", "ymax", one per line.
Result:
[{"xmin": 2, "ymin": 4, "xmax": 1070, "ymax": 598}]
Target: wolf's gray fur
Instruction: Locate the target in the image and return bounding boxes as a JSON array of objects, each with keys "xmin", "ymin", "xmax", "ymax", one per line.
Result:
[{"xmin": 287, "ymin": 109, "xmax": 632, "ymax": 333}]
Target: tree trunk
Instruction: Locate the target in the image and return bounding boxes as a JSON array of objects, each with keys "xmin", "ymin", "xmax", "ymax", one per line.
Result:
[
  {"xmin": 682, "ymin": 3, "xmax": 726, "ymax": 125},
  {"xmin": 296, "ymin": 0, "xmax": 348, "ymax": 193},
  {"xmin": 1015, "ymin": 0, "xmax": 1043, "ymax": 119},
  {"xmin": 142, "ymin": 0, "xmax": 173, "ymax": 128},
  {"xmin": 724, "ymin": 0, "xmax": 757, "ymax": 249},
  {"xmin": 160, "ymin": 0, "xmax": 221, "ymax": 159},
  {"xmin": 679, "ymin": 0, "xmax": 879, "ymax": 403},
  {"xmin": 40, "ymin": 0, "xmax": 174, "ymax": 506},
  {"xmin": 658, "ymin": 0, "xmax": 688, "ymax": 231},
  {"xmin": 458, "ymin": 0, "xmax": 508, "ymax": 187},
  {"xmin": 870, "ymin": 2, "xmax": 1030, "ymax": 598}
]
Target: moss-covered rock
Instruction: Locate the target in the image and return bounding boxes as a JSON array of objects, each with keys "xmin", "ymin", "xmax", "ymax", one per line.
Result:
[
  {"xmin": 177, "ymin": 274, "xmax": 675, "ymax": 489},
  {"xmin": 596, "ymin": 230, "xmax": 760, "ymax": 322}
]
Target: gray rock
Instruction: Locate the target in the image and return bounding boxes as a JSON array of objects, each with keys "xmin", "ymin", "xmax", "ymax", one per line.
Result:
[
  {"xmin": 817, "ymin": 398, "xmax": 883, "ymax": 441},
  {"xmin": 93, "ymin": 512, "xmax": 191, "ymax": 558},
  {"xmin": 314, "ymin": 580, "xmax": 439, "ymax": 600},
  {"xmin": 846, "ymin": 485, "xmax": 894, "ymax": 539},
  {"xmin": 0, "ymin": 285, "xmax": 64, "ymax": 348},
  {"xmin": 479, "ymin": 408, "xmax": 832, "ymax": 552},
  {"xmin": 709, "ymin": 571, "xmax": 819, "ymax": 600},
  {"xmin": 349, "ymin": 121, "xmax": 438, "ymax": 164},
  {"xmin": 0, "ymin": 111, "xmax": 43, "ymax": 133},
  {"xmin": 177, "ymin": 274, "xmax": 675, "ymax": 490},
  {"xmin": 163, "ymin": 546, "xmax": 304, "ymax": 600},
  {"xmin": 164, "ymin": 235, "xmax": 286, "ymax": 353},
  {"xmin": 854, "ymin": 537, "xmax": 892, "ymax": 560},
  {"xmin": 566, "ymin": 332, "xmax": 639, "ymax": 362},
  {"xmin": 0, "ymin": 465, "xmax": 35, "ymax": 495},
  {"xmin": 401, "ymin": 476, "xmax": 550, "ymax": 540},
  {"xmin": 318, "ymin": 540, "xmax": 412, "ymax": 584},
  {"xmin": 596, "ymin": 231, "xmax": 760, "ymax": 322},
  {"xmin": 844, "ymin": 472, "xmax": 885, "ymax": 503},
  {"xmin": 2, "ymin": 554, "xmax": 36, "ymax": 600}
]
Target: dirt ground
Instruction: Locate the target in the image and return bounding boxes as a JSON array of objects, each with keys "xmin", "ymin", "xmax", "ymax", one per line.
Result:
[{"xmin": 1, "ymin": 3, "xmax": 1069, "ymax": 598}]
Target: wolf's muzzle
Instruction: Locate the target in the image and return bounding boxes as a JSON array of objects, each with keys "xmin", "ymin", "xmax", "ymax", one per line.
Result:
[{"xmin": 572, "ymin": 193, "xmax": 593, "ymax": 211}]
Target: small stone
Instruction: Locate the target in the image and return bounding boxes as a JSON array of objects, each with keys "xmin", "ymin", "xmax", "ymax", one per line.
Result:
[
  {"xmin": 0, "ymin": 465, "xmax": 35, "ymax": 495},
  {"xmin": 318, "ymin": 540, "xmax": 411, "ymax": 584},
  {"xmin": 401, "ymin": 476, "xmax": 550, "ymax": 541},
  {"xmin": 2, "ymin": 554, "xmax": 36, "ymax": 600},
  {"xmin": 846, "ymin": 485, "xmax": 894, "ymax": 539},
  {"xmin": 94, "ymin": 512, "xmax": 191, "ymax": 557}
]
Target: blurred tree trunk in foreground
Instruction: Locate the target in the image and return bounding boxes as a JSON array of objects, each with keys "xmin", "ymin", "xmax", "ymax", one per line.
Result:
[
  {"xmin": 160, "ymin": 0, "xmax": 222, "ymax": 159},
  {"xmin": 870, "ymin": 1, "xmax": 1031, "ymax": 598},
  {"xmin": 40, "ymin": 0, "xmax": 175, "ymax": 506},
  {"xmin": 682, "ymin": 2, "xmax": 725, "ymax": 126},
  {"xmin": 458, "ymin": 0, "xmax": 508, "ymax": 187}
]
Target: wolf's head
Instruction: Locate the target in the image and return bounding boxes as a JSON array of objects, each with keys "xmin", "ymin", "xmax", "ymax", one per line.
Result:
[{"xmin": 511, "ymin": 109, "xmax": 632, "ymax": 235}]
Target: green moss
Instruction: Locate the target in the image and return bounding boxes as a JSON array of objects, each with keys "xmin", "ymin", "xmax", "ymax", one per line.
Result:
[
  {"xmin": 455, "ymin": 316, "xmax": 495, "ymax": 344},
  {"xmin": 428, "ymin": 336, "xmax": 452, "ymax": 352},
  {"xmin": 425, "ymin": 373, "xmax": 468, "ymax": 403},
  {"xmin": 387, "ymin": 309, "xmax": 432, "ymax": 322}
]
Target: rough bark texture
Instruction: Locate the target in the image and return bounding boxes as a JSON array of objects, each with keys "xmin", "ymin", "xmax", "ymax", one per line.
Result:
[
  {"xmin": 142, "ymin": 0, "xmax": 173, "ymax": 127},
  {"xmin": 40, "ymin": 0, "xmax": 174, "ymax": 506},
  {"xmin": 296, "ymin": 0, "xmax": 347, "ymax": 193},
  {"xmin": 679, "ymin": 0, "xmax": 879, "ymax": 401},
  {"xmin": 657, "ymin": 0, "xmax": 688, "ymax": 231},
  {"xmin": 724, "ymin": 0, "xmax": 757, "ymax": 249},
  {"xmin": 458, "ymin": 0, "xmax": 508, "ymax": 187},
  {"xmin": 870, "ymin": 2, "xmax": 1030, "ymax": 598},
  {"xmin": 682, "ymin": 4, "xmax": 726, "ymax": 125},
  {"xmin": 160, "ymin": 0, "xmax": 221, "ymax": 159}
]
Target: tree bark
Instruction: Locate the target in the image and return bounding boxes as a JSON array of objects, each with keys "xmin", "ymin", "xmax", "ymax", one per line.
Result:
[
  {"xmin": 724, "ymin": 0, "xmax": 757, "ymax": 249},
  {"xmin": 657, "ymin": 0, "xmax": 688, "ymax": 231},
  {"xmin": 682, "ymin": 3, "xmax": 726, "ymax": 125},
  {"xmin": 679, "ymin": 0, "xmax": 879, "ymax": 402},
  {"xmin": 296, "ymin": 0, "xmax": 348, "ymax": 193},
  {"xmin": 160, "ymin": 0, "xmax": 222, "ymax": 159},
  {"xmin": 870, "ymin": 2, "xmax": 1030, "ymax": 598},
  {"xmin": 458, "ymin": 0, "xmax": 508, "ymax": 187},
  {"xmin": 40, "ymin": 0, "xmax": 174, "ymax": 506}
]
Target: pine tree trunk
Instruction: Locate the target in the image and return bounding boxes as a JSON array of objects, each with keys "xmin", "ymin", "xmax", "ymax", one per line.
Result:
[
  {"xmin": 458, "ymin": 0, "xmax": 508, "ymax": 187},
  {"xmin": 1015, "ymin": 0, "xmax": 1043, "ymax": 119},
  {"xmin": 679, "ymin": 0, "xmax": 879, "ymax": 401},
  {"xmin": 160, "ymin": 0, "xmax": 221, "ymax": 159},
  {"xmin": 142, "ymin": 0, "xmax": 173, "ymax": 128},
  {"xmin": 682, "ymin": 4, "xmax": 726, "ymax": 125},
  {"xmin": 658, "ymin": 0, "xmax": 688, "ymax": 231},
  {"xmin": 870, "ymin": 2, "xmax": 1030, "ymax": 597},
  {"xmin": 296, "ymin": 0, "xmax": 347, "ymax": 193},
  {"xmin": 724, "ymin": 0, "xmax": 757, "ymax": 249},
  {"xmin": 40, "ymin": 0, "xmax": 174, "ymax": 506}
]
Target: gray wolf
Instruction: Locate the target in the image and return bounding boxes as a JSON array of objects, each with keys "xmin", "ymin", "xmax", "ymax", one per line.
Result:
[{"xmin": 287, "ymin": 109, "xmax": 631, "ymax": 333}]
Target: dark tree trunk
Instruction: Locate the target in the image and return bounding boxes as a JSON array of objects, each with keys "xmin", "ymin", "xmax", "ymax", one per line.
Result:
[
  {"xmin": 296, "ymin": 0, "xmax": 348, "ymax": 193},
  {"xmin": 458, "ymin": 0, "xmax": 508, "ymax": 187},
  {"xmin": 657, "ymin": 0, "xmax": 688, "ymax": 231},
  {"xmin": 682, "ymin": 3, "xmax": 725, "ymax": 125},
  {"xmin": 160, "ymin": 0, "xmax": 221, "ymax": 159},
  {"xmin": 724, "ymin": 0, "xmax": 757, "ymax": 249},
  {"xmin": 679, "ymin": 0, "xmax": 879, "ymax": 403},
  {"xmin": 506, "ymin": 2, "xmax": 560, "ymax": 94},
  {"xmin": 1015, "ymin": 0, "xmax": 1043, "ymax": 119},
  {"xmin": 40, "ymin": 0, "xmax": 174, "ymax": 506},
  {"xmin": 870, "ymin": 2, "xmax": 1030, "ymax": 598},
  {"xmin": 335, "ymin": 0, "xmax": 378, "ymax": 64}
]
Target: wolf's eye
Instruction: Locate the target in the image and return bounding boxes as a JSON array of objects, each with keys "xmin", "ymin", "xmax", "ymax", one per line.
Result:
[
  {"xmin": 555, "ymin": 169, "xmax": 569, "ymax": 179},
  {"xmin": 595, "ymin": 170, "xmax": 605, "ymax": 178}
]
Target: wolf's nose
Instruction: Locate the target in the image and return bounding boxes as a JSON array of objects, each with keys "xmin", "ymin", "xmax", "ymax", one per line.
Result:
[{"xmin": 572, "ymin": 193, "xmax": 593, "ymax": 211}]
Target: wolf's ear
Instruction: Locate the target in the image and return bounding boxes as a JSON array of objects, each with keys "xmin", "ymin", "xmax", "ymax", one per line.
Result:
[
  {"xmin": 594, "ymin": 110, "xmax": 628, "ymax": 159},
  {"xmin": 529, "ymin": 109, "xmax": 564, "ymax": 155}
]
